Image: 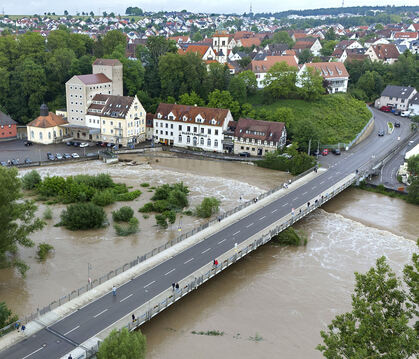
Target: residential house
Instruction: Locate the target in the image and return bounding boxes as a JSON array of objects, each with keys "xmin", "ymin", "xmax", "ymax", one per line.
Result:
[
  {"xmin": 365, "ymin": 44, "xmax": 400, "ymax": 64},
  {"xmin": 297, "ymin": 62, "xmax": 349, "ymax": 93},
  {"xmin": 392, "ymin": 32, "xmax": 418, "ymax": 42},
  {"xmin": 335, "ymin": 39, "xmax": 363, "ymax": 50},
  {"xmin": 364, "ymin": 37, "xmax": 390, "ymax": 48},
  {"xmin": 178, "ymin": 44, "xmax": 216, "ymax": 61},
  {"xmin": 212, "ymin": 31, "xmax": 230, "ymax": 63},
  {"xmin": 407, "ymin": 23, "xmax": 419, "ymax": 32},
  {"xmin": 237, "ymin": 37, "xmax": 261, "ymax": 49},
  {"xmin": 293, "ymin": 38, "xmax": 322, "ymax": 56},
  {"xmin": 344, "ymin": 48, "xmax": 367, "ymax": 63},
  {"xmin": 26, "ymin": 104, "xmax": 69, "ymax": 144},
  {"xmin": 153, "ymin": 103, "xmax": 233, "ymax": 153},
  {"xmin": 409, "ymin": 93, "xmax": 419, "ymax": 116},
  {"xmin": 374, "ymin": 85, "xmax": 417, "ymax": 111},
  {"xmin": 0, "ymin": 111, "xmax": 17, "ymax": 139},
  {"xmin": 85, "ymin": 94, "xmax": 146, "ymax": 146},
  {"xmin": 251, "ymin": 55, "xmax": 299, "ymax": 88},
  {"xmin": 233, "ymin": 118, "xmax": 286, "ymax": 156}
]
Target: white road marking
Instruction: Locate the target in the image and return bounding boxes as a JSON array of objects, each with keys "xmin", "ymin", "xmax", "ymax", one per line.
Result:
[
  {"xmin": 259, "ymin": 216, "xmax": 266, "ymax": 220},
  {"xmin": 164, "ymin": 268, "xmax": 176, "ymax": 276},
  {"xmin": 271, "ymin": 209, "xmax": 278, "ymax": 213},
  {"xmin": 184, "ymin": 258, "xmax": 194, "ymax": 264},
  {"xmin": 144, "ymin": 280, "xmax": 155, "ymax": 289},
  {"xmin": 312, "ymin": 186, "xmax": 317, "ymax": 189},
  {"xmin": 22, "ymin": 347, "xmax": 44, "ymax": 359},
  {"xmin": 201, "ymin": 248, "xmax": 211, "ymax": 254},
  {"xmin": 292, "ymin": 197, "xmax": 298, "ymax": 201},
  {"xmin": 218, "ymin": 239, "xmax": 226, "ymax": 244},
  {"xmin": 120, "ymin": 293, "xmax": 133, "ymax": 303},
  {"xmin": 233, "ymin": 231, "xmax": 240, "ymax": 236},
  {"xmin": 94, "ymin": 308, "xmax": 108, "ymax": 318},
  {"xmin": 302, "ymin": 191, "xmax": 307, "ymax": 195},
  {"xmin": 64, "ymin": 325, "xmax": 80, "ymax": 336},
  {"xmin": 281, "ymin": 203, "xmax": 288, "ymax": 207},
  {"xmin": 320, "ymin": 181, "xmax": 325, "ymax": 184},
  {"xmin": 246, "ymin": 223, "xmax": 254, "ymax": 228},
  {"xmin": 328, "ymin": 176, "xmax": 333, "ymax": 180}
]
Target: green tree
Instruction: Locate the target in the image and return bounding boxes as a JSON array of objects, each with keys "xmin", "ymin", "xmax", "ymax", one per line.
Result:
[
  {"xmin": 236, "ymin": 70, "xmax": 257, "ymax": 96},
  {"xmin": 102, "ymin": 30, "xmax": 126, "ymax": 56},
  {"xmin": 320, "ymin": 40, "xmax": 338, "ymax": 57},
  {"xmin": 207, "ymin": 90, "xmax": 240, "ymax": 118},
  {"xmin": 317, "ymin": 256, "xmax": 418, "ymax": 358},
  {"xmin": 206, "ymin": 62, "xmax": 231, "ymax": 93},
  {"xmin": 407, "ymin": 179, "xmax": 419, "ymax": 205},
  {"xmin": 179, "ymin": 91, "xmax": 205, "ymax": 106},
  {"xmin": 298, "ymin": 66, "xmax": 325, "ymax": 101},
  {"xmin": 97, "ymin": 328, "xmax": 146, "ymax": 359},
  {"xmin": 324, "ymin": 27, "xmax": 336, "ymax": 41},
  {"xmin": 263, "ymin": 61, "xmax": 298, "ymax": 100},
  {"xmin": 356, "ymin": 70, "xmax": 385, "ymax": 102},
  {"xmin": 22, "ymin": 170, "xmax": 42, "ymax": 190},
  {"xmin": 298, "ymin": 49, "xmax": 312, "ymax": 64},
  {"xmin": 60, "ymin": 202, "xmax": 107, "ymax": 230},
  {"xmin": 237, "ymin": 56, "xmax": 252, "ymax": 69},
  {"xmin": 271, "ymin": 31, "xmax": 294, "ymax": 48},
  {"xmin": 112, "ymin": 206, "xmax": 134, "ymax": 222},
  {"xmin": 0, "ymin": 167, "xmax": 45, "ymax": 275},
  {"xmin": 407, "ymin": 155, "xmax": 419, "ymax": 177},
  {"xmin": 228, "ymin": 76, "xmax": 247, "ymax": 103},
  {"xmin": 195, "ymin": 197, "xmax": 221, "ymax": 218},
  {"xmin": 0, "ymin": 302, "xmax": 18, "ymax": 328}
]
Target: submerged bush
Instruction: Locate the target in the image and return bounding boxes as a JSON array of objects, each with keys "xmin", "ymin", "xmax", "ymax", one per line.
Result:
[
  {"xmin": 59, "ymin": 203, "xmax": 107, "ymax": 230},
  {"xmin": 114, "ymin": 217, "xmax": 139, "ymax": 236},
  {"xmin": 116, "ymin": 190, "xmax": 141, "ymax": 201},
  {"xmin": 92, "ymin": 189, "xmax": 116, "ymax": 206},
  {"xmin": 37, "ymin": 243, "xmax": 54, "ymax": 261},
  {"xmin": 43, "ymin": 206, "xmax": 53, "ymax": 220},
  {"xmin": 112, "ymin": 206, "xmax": 134, "ymax": 222},
  {"xmin": 195, "ymin": 197, "xmax": 221, "ymax": 218},
  {"xmin": 272, "ymin": 227, "xmax": 307, "ymax": 246}
]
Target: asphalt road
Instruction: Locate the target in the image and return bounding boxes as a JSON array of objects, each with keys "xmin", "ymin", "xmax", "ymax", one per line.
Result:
[{"xmin": 1, "ymin": 108, "xmax": 412, "ymax": 359}]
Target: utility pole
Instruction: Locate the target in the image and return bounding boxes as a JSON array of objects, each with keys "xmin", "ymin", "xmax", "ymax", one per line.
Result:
[{"xmin": 307, "ymin": 138, "xmax": 311, "ymax": 156}]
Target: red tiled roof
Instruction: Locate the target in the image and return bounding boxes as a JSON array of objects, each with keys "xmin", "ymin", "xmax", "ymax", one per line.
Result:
[
  {"xmin": 233, "ymin": 31, "xmax": 254, "ymax": 40},
  {"xmin": 304, "ymin": 62, "xmax": 349, "ymax": 79},
  {"xmin": 155, "ymin": 103, "xmax": 230, "ymax": 127},
  {"xmin": 240, "ymin": 37, "xmax": 261, "ymax": 48},
  {"xmin": 394, "ymin": 32, "xmax": 418, "ymax": 39},
  {"xmin": 251, "ymin": 56, "xmax": 298, "ymax": 73},
  {"xmin": 370, "ymin": 44, "xmax": 400, "ymax": 60},
  {"xmin": 76, "ymin": 73, "xmax": 112, "ymax": 85},
  {"xmin": 179, "ymin": 45, "xmax": 210, "ymax": 57},
  {"xmin": 27, "ymin": 112, "xmax": 68, "ymax": 128},
  {"xmin": 234, "ymin": 118, "xmax": 285, "ymax": 143},
  {"xmin": 93, "ymin": 58, "xmax": 122, "ymax": 66}
]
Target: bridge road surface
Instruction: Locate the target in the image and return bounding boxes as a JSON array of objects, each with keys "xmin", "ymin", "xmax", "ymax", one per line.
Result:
[{"xmin": 1, "ymin": 108, "xmax": 411, "ymax": 359}]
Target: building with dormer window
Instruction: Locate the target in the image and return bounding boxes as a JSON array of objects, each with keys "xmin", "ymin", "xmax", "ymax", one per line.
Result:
[
  {"xmin": 153, "ymin": 103, "xmax": 233, "ymax": 152},
  {"xmin": 297, "ymin": 62, "xmax": 349, "ymax": 93}
]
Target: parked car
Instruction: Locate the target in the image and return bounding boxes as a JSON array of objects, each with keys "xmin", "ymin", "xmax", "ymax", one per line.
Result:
[
  {"xmin": 394, "ymin": 110, "xmax": 401, "ymax": 116},
  {"xmin": 0, "ymin": 161, "xmax": 7, "ymax": 166},
  {"xmin": 101, "ymin": 142, "xmax": 108, "ymax": 147},
  {"xmin": 63, "ymin": 153, "xmax": 71, "ymax": 159},
  {"xmin": 11, "ymin": 159, "xmax": 19, "ymax": 165},
  {"xmin": 24, "ymin": 158, "xmax": 32, "ymax": 164},
  {"xmin": 24, "ymin": 140, "xmax": 33, "ymax": 146},
  {"xmin": 107, "ymin": 142, "xmax": 115, "ymax": 148},
  {"xmin": 56, "ymin": 153, "xmax": 63, "ymax": 160},
  {"xmin": 332, "ymin": 148, "xmax": 341, "ymax": 155},
  {"xmin": 394, "ymin": 121, "xmax": 401, "ymax": 128},
  {"xmin": 66, "ymin": 141, "xmax": 73, "ymax": 146},
  {"xmin": 73, "ymin": 141, "xmax": 80, "ymax": 147},
  {"xmin": 48, "ymin": 154, "xmax": 55, "ymax": 161},
  {"xmin": 401, "ymin": 111, "xmax": 411, "ymax": 117},
  {"xmin": 380, "ymin": 106, "xmax": 392, "ymax": 112},
  {"xmin": 46, "ymin": 152, "xmax": 52, "ymax": 158},
  {"xmin": 96, "ymin": 141, "xmax": 103, "ymax": 146},
  {"xmin": 378, "ymin": 130, "xmax": 385, "ymax": 136},
  {"xmin": 321, "ymin": 149, "xmax": 329, "ymax": 156},
  {"xmin": 239, "ymin": 151, "xmax": 250, "ymax": 157},
  {"xmin": 79, "ymin": 142, "xmax": 89, "ymax": 148},
  {"xmin": 71, "ymin": 153, "xmax": 80, "ymax": 158}
]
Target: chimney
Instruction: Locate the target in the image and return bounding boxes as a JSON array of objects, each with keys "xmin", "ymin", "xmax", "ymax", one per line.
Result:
[{"xmin": 40, "ymin": 104, "xmax": 49, "ymax": 117}]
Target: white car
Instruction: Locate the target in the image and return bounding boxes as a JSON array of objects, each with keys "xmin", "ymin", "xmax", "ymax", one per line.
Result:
[
  {"xmin": 401, "ymin": 111, "xmax": 411, "ymax": 117},
  {"xmin": 79, "ymin": 142, "xmax": 89, "ymax": 148},
  {"xmin": 71, "ymin": 153, "xmax": 80, "ymax": 158}
]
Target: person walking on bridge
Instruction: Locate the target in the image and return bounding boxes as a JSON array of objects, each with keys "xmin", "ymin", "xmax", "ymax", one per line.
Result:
[{"xmin": 112, "ymin": 286, "xmax": 116, "ymax": 296}]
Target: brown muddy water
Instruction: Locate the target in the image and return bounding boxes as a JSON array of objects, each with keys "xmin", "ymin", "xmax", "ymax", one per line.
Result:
[{"xmin": 1, "ymin": 154, "xmax": 418, "ymax": 358}]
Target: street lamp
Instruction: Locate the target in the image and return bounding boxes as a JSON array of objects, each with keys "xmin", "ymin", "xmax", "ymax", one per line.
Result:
[{"xmin": 88, "ymin": 263, "xmax": 92, "ymax": 286}]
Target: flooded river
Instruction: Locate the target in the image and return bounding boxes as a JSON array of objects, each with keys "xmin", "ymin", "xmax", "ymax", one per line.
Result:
[{"xmin": 1, "ymin": 154, "xmax": 417, "ymax": 358}]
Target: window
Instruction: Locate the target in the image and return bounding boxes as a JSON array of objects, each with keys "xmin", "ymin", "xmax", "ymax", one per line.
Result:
[
  {"xmin": 111, "ymin": 121, "xmax": 113, "ymax": 126},
  {"xmin": 165, "ymin": 123, "xmax": 168, "ymax": 128},
  {"xmin": 178, "ymin": 135, "xmax": 182, "ymax": 143},
  {"xmin": 111, "ymin": 130, "xmax": 113, "ymax": 134},
  {"xmin": 187, "ymin": 136, "xmax": 190, "ymax": 143},
  {"xmin": 207, "ymin": 138, "xmax": 211, "ymax": 146},
  {"xmin": 215, "ymin": 129, "xmax": 218, "ymax": 135},
  {"xmin": 103, "ymin": 120, "xmax": 105, "ymax": 125},
  {"xmin": 208, "ymin": 128, "xmax": 211, "ymax": 135},
  {"xmin": 178, "ymin": 125, "xmax": 182, "ymax": 131},
  {"xmin": 194, "ymin": 127, "xmax": 197, "ymax": 133},
  {"xmin": 241, "ymin": 146, "xmax": 244, "ymax": 150},
  {"xmin": 200, "ymin": 137, "xmax": 204, "ymax": 145},
  {"xmin": 170, "ymin": 132, "xmax": 173, "ymax": 136},
  {"xmin": 170, "ymin": 124, "xmax": 173, "ymax": 129},
  {"xmin": 31, "ymin": 131, "xmax": 34, "ymax": 139},
  {"xmin": 187, "ymin": 126, "xmax": 191, "ymax": 132},
  {"xmin": 160, "ymin": 123, "xmax": 163, "ymax": 127},
  {"xmin": 48, "ymin": 132, "xmax": 51, "ymax": 139},
  {"xmin": 214, "ymin": 140, "xmax": 218, "ymax": 147},
  {"xmin": 201, "ymin": 128, "xmax": 204, "ymax": 134},
  {"xmin": 165, "ymin": 131, "xmax": 168, "ymax": 135}
]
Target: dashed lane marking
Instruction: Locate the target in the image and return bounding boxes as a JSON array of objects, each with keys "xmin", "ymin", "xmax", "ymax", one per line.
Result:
[
  {"xmin": 271, "ymin": 209, "xmax": 278, "ymax": 213},
  {"xmin": 184, "ymin": 258, "xmax": 194, "ymax": 264},
  {"xmin": 281, "ymin": 203, "xmax": 288, "ymax": 207},
  {"xmin": 218, "ymin": 239, "xmax": 226, "ymax": 244},
  {"xmin": 259, "ymin": 216, "xmax": 266, "ymax": 220},
  {"xmin": 246, "ymin": 223, "xmax": 254, "ymax": 228},
  {"xmin": 64, "ymin": 325, "xmax": 80, "ymax": 336},
  {"xmin": 233, "ymin": 231, "xmax": 240, "ymax": 236},
  {"xmin": 22, "ymin": 347, "xmax": 44, "ymax": 359},
  {"xmin": 120, "ymin": 294, "xmax": 133, "ymax": 303},
  {"xmin": 144, "ymin": 281, "xmax": 155, "ymax": 289},
  {"xmin": 93, "ymin": 308, "xmax": 108, "ymax": 318},
  {"xmin": 201, "ymin": 248, "xmax": 211, "ymax": 254},
  {"xmin": 164, "ymin": 268, "xmax": 175, "ymax": 276}
]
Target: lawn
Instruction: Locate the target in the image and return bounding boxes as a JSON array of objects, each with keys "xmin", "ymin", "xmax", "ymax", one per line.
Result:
[{"xmin": 248, "ymin": 93, "xmax": 371, "ymax": 145}]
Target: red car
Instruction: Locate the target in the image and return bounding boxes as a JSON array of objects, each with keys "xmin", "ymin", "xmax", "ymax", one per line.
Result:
[
  {"xmin": 321, "ymin": 149, "xmax": 329, "ymax": 156},
  {"xmin": 379, "ymin": 106, "xmax": 392, "ymax": 112}
]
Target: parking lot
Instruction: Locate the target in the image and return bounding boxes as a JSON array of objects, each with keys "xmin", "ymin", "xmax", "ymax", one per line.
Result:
[{"xmin": 0, "ymin": 139, "xmax": 99, "ymax": 165}]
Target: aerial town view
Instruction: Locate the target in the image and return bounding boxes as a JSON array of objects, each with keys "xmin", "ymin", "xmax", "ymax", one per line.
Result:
[{"xmin": 0, "ymin": 1, "xmax": 418, "ymax": 358}]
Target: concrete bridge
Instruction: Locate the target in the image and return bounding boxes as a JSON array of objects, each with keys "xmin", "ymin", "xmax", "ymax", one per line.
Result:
[{"xmin": 0, "ymin": 108, "xmax": 414, "ymax": 359}]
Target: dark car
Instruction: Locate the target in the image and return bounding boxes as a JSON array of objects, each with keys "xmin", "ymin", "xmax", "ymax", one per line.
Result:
[
  {"xmin": 394, "ymin": 121, "xmax": 401, "ymax": 128},
  {"xmin": 378, "ymin": 130, "xmax": 385, "ymax": 136},
  {"xmin": 332, "ymin": 148, "xmax": 341, "ymax": 155},
  {"xmin": 73, "ymin": 142, "xmax": 81, "ymax": 147},
  {"xmin": 239, "ymin": 151, "xmax": 251, "ymax": 157},
  {"xmin": 0, "ymin": 161, "xmax": 7, "ymax": 167},
  {"xmin": 96, "ymin": 141, "xmax": 103, "ymax": 146},
  {"xmin": 48, "ymin": 154, "xmax": 55, "ymax": 161},
  {"xmin": 64, "ymin": 153, "xmax": 71, "ymax": 159},
  {"xmin": 66, "ymin": 141, "xmax": 73, "ymax": 146},
  {"xmin": 101, "ymin": 142, "xmax": 108, "ymax": 147},
  {"xmin": 24, "ymin": 140, "xmax": 33, "ymax": 146},
  {"xmin": 24, "ymin": 158, "xmax": 32, "ymax": 164},
  {"xmin": 394, "ymin": 110, "xmax": 401, "ymax": 116},
  {"xmin": 11, "ymin": 159, "xmax": 19, "ymax": 165}
]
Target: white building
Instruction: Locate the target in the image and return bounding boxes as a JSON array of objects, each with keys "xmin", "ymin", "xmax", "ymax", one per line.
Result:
[
  {"xmin": 297, "ymin": 62, "xmax": 349, "ymax": 93},
  {"xmin": 153, "ymin": 103, "xmax": 233, "ymax": 153}
]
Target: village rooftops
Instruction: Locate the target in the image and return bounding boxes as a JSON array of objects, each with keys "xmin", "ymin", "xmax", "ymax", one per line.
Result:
[
  {"xmin": 0, "ymin": 111, "xmax": 17, "ymax": 126},
  {"xmin": 87, "ymin": 94, "xmax": 136, "ymax": 118},
  {"xmin": 304, "ymin": 62, "xmax": 349, "ymax": 79},
  {"xmin": 234, "ymin": 118, "xmax": 285, "ymax": 142},
  {"xmin": 381, "ymin": 85, "xmax": 416, "ymax": 99},
  {"xmin": 251, "ymin": 55, "xmax": 298, "ymax": 73},
  {"xmin": 155, "ymin": 103, "xmax": 230, "ymax": 127},
  {"xmin": 76, "ymin": 73, "xmax": 112, "ymax": 85},
  {"xmin": 93, "ymin": 58, "xmax": 122, "ymax": 66}
]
